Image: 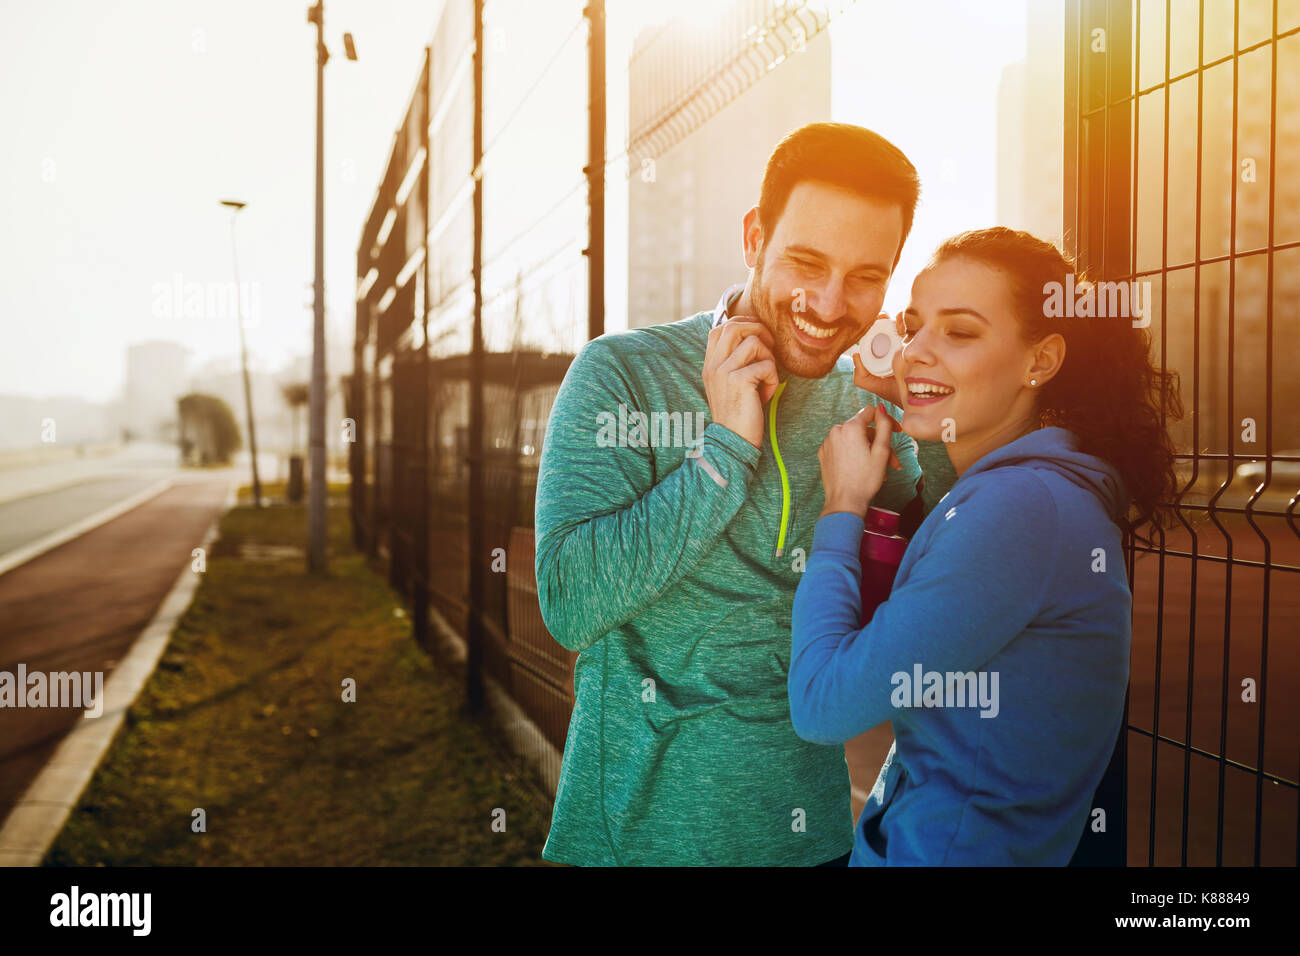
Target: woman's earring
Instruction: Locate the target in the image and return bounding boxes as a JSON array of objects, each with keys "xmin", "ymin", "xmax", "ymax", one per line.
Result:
[{"xmin": 1030, "ymin": 379, "xmax": 1037, "ymax": 386}]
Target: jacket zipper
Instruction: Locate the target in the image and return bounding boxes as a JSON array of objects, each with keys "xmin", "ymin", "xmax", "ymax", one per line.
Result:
[{"xmin": 768, "ymin": 380, "xmax": 791, "ymax": 559}]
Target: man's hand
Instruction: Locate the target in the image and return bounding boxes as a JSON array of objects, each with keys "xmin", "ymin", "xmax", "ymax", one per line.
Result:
[
  {"xmin": 703, "ymin": 318, "xmax": 779, "ymax": 449},
  {"xmin": 818, "ymin": 403, "xmax": 895, "ymax": 519}
]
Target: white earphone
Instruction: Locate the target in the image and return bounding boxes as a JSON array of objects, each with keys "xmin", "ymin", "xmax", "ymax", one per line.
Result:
[{"xmin": 853, "ymin": 317, "xmax": 904, "ymax": 377}]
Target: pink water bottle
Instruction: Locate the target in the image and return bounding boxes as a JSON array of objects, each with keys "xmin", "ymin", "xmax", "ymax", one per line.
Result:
[{"xmin": 859, "ymin": 507, "xmax": 908, "ymax": 625}]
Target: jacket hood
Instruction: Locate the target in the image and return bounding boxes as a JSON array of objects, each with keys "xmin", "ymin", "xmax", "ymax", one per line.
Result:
[{"xmin": 958, "ymin": 426, "xmax": 1129, "ymax": 519}]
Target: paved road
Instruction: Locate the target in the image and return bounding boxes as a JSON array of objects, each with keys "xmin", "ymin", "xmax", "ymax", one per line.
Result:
[
  {"xmin": 0, "ymin": 475, "xmax": 167, "ymax": 559},
  {"xmin": 0, "ymin": 477, "xmax": 232, "ymax": 822}
]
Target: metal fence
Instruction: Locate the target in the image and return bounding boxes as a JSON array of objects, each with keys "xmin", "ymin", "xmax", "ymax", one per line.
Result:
[
  {"xmin": 1066, "ymin": 0, "xmax": 1300, "ymax": 865},
  {"xmin": 350, "ymin": 0, "xmax": 858, "ymax": 793},
  {"xmin": 350, "ymin": 0, "xmax": 590, "ymax": 789},
  {"xmin": 347, "ymin": 0, "xmax": 1299, "ymax": 865}
]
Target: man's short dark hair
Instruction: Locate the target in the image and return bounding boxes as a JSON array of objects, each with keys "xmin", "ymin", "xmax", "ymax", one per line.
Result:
[{"xmin": 757, "ymin": 122, "xmax": 920, "ymax": 268}]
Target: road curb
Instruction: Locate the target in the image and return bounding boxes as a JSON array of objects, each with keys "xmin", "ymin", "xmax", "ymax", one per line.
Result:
[
  {"xmin": 0, "ymin": 478, "xmax": 174, "ymax": 579},
  {"xmin": 0, "ymin": 472, "xmax": 115, "ymax": 508},
  {"xmin": 425, "ymin": 603, "xmax": 564, "ymax": 799},
  {"xmin": 0, "ymin": 478, "xmax": 236, "ymax": 866}
]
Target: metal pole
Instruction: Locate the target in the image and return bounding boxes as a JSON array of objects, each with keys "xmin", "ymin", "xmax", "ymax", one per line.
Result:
[
  {"xmin": 368, "ymin": 316, "xmax": 380, "ymax": 559},
  {"xmin": 350, "ymin": 290, "xmax": 366, "ymax": 551},
  {"xmin": 466, "ymin": 0, "xmax": 485, "ymax": 712},
  {"xmin": 413, "ymin": 45, "xmax": 432, "ymax": 651},
  {"xmin": 308, "ymin": 1, "xmax": 329, "ymax": 572},
  {"xmin": 230, "ymin": 211, "xmax": 263, "ymax": 507},
  {"xmin": 585, "ymin": 0, "xmax": 605, "ymax": 341}
]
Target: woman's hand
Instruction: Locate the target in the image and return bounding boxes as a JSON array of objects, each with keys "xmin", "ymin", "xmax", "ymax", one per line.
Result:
[
  {"xmin": 850, "ymin": 312, "xmax": 904, "ymax": 406},
  {"xmin": 852, "ymin": 349, "xmax": 902, "ymax": 408},
  {"xmin": 818, "ymin": 403, "xmax": 895, "ymax": 519}
]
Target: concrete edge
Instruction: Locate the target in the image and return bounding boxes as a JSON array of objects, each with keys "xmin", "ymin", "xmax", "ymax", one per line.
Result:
[
  {"xmin": 0, "ymin": 477, "xmax": 174, "ymax": 579},
  {"xmin": 0, "ymin": 471, "xmax": 117, "ymax": 508},
  {"xmin": 425, "ymin": 604, "xmax": 562, "ymax": 799},
  {"xmin": 0, "ymin": 477, "xmax": 236, "ymax": 865}
]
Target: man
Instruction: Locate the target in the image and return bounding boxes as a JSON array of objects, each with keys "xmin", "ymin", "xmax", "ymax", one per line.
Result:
[{"xmin": 534, "ymin": 122, "xmax": 956, "ymax": 866}]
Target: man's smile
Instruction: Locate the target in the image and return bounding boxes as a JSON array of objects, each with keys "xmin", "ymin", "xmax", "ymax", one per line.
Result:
[
  {"xmin": 784, "ymin": 307, "xmax": 860, "ymax": 354},
  {"xmin": 790, "ymin": 312, "xmax": 838, "ymax": 341}
]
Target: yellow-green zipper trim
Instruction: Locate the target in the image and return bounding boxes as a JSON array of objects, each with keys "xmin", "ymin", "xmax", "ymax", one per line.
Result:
[{"xmin": 768, "ymin": 380, "xmax": 790, "ymax": 558}]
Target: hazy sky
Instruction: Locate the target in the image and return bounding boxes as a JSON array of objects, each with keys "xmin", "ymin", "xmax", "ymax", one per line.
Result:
[
  {"xmin": 0, "ymin": 0, "xmax": 443, "ymax": 403},
  {"xmin": 830, "ymin": 0, "xmax": 1031, "ymax": 317},
  {"xmin": 0, "ymin": 0, "xmax": 1030, "ymax": 404}
]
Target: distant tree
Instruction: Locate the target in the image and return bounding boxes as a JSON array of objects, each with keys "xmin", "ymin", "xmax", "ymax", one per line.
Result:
[
  {"xmin": 177, "ymin": 393, "xmax": 242, "ymax": 465},
  {"xmin": 280, "ymin": 381, "xmax": 311, "ymax": 455}
]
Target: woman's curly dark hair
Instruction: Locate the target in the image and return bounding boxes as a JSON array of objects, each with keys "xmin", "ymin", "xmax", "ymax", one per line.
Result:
[{"xmin": 930, "ymin": 227, "xmax": 1184, "ymax": 545}]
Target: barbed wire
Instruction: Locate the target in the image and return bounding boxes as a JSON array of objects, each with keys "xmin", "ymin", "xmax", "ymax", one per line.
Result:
[{"xmin": 628, "ymin": 0, "xmax": 849, "ymax": 163}]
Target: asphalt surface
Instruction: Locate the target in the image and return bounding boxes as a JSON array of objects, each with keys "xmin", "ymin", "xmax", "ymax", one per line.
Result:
[
  {"xmin": 0, "ymin": 475, "xmax": 165, "ymax": 559},
  {"xmin": 0, "ymin": 478, "xmax": 232, "ymax": 823}
]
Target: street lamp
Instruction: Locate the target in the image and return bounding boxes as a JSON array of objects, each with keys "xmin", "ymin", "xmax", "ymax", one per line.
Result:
[
  {"xmin": 305, "ymin": 2, "xmax": 357, "ymax": 573},
  {"xmin": 220, "ymin": 198, "xmax": 263, "ymax": 508}
]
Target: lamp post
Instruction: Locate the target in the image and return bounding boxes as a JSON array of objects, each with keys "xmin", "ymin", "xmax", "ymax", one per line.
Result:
[
  {"xmin": 305, "ymin": 1, "xmax": 357, "ymax": 573},
  {"xmin": 220, "ymin": 198, "xmax": 263, "ymax": 508}
]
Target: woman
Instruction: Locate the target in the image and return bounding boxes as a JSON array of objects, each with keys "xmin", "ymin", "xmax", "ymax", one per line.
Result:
[{"xmin": 788, "ymin": 227, "xmax": 1182, "ymax": 865}]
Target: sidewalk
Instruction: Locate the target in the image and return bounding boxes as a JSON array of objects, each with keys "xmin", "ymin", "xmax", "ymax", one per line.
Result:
[{"xmin": 38, "ymin": 495, "xmax": 555, "ymax": 865}]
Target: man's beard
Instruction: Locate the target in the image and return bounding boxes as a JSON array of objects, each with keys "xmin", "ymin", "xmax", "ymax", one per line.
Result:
[{"xmin": 750, "ymin": 254, "xmax": 853, "ymax": 380}]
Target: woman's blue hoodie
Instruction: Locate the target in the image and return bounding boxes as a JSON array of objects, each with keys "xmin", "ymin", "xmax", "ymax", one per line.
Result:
[{"xmin": 789, "ymin": 426, "xmax": 1131, "ymax": 865}]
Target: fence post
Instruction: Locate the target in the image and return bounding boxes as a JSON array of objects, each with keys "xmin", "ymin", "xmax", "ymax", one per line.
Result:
[
  {"xmin": 466, "ymin": 0, "xmax": 486, "ymax": 712},
  {"xmin": 349, "ymin": 300, "xmax": 366, "ymax": 552},
  {"xmin": 368, "ymin": 330, "xmax": 381, "ymax": 559},
  {"xmin": 585, "ymin": 0, "xmax": 605, "ymax": 341},
  {"xmin": 411, "ymin": 46, "xmax": 432, "ymax": 652}
]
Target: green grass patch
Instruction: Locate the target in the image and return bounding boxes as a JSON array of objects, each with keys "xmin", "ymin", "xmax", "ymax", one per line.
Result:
[
  {"xmin": 234, "ymin": 479, "xmax": 351, "ymax": 505},
  {"xmin": 45, "ymin": 500, "xmax": 555, "ymax": 866}
]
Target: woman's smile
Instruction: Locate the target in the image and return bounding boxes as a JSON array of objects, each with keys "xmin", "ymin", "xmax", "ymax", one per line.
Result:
[{"xmin": 904, "ymin": 376, "xmax": 955, "ymax": 405}]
